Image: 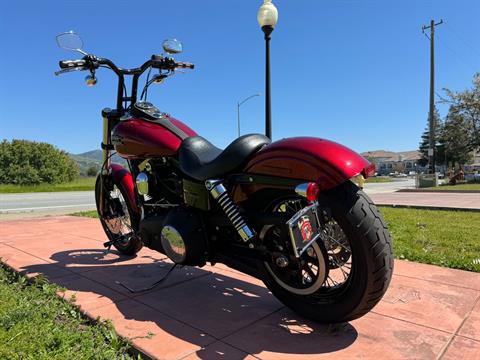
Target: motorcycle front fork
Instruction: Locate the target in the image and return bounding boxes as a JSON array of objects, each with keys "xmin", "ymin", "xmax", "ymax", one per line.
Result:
[
  {"xmin": 101, "ymin": 111, "xmax": 111, "ymax": 175},
  {"xmin": 99, "ymin": 109, "xmax": 113, "ymax": 215}
]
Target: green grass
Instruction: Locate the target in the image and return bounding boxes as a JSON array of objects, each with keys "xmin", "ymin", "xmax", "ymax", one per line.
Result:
[
  {"xmin": 72, "ymin": 207, "xmax": 480, "ymax": 272},
  {"xmin": 0, "ymin": 264, "xmax": 138, "ymax": 359},
  {"xmin": 380, "ymin": 207, "xmax": 480, "ymax": 272},
  {"xmin": 365, "ymin": 176, "xmax": 392, "ymax": 183},
  {"xmin": 425, "ymin": 182, "xmax": 480, "ymax": 191},
  {"xmin": 71, "ymin": 210, "xmax": 98, "ymax": 218},
  {"xmin": 0, "ymin": 177, "xmax": 96, "ymax": 193}
]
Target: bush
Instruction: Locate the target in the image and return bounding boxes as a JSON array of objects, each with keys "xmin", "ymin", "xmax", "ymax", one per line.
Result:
[
  {"xmin": 0, "ymin": 139, "xmax": 80, "ymax": 185},
  {"xmin": 86, "ymin": 165, "xmax": 99, "ymax": 177}
]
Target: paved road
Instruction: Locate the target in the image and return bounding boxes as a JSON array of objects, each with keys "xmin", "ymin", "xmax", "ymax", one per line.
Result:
[
  {"xmin": 0, "ymin": 191, "xmax": 95, "ymax": 217},
  {"xmin": 363, "ymin": 178, "xmax": 415, "ymax": 194},
  {"xmin": 0, "ymin": 179, "xmax": 410, "ymax": 214},
  {"xmin": 0, "ymin": 177, "xmax": 473, "ymax": 220}
]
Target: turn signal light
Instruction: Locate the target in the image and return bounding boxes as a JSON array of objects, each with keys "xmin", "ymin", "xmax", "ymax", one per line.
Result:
[
  {"xmin": 306, "ymin": 182, "xmax": 320, "ymax": 202},
  {"xmin": 85, "ymin": 74, "xmax": 97, "ymax": 86},
  {"xmin": 295, "ymin": 182, "xmax": 320, "ymax": 203},
  {"xmin": 364, "ymin": 163, "xmax": 376, "ymax": 178}
]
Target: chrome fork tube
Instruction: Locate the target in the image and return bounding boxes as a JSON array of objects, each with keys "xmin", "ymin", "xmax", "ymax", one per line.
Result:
[{"xmin": 101, "ymin": 111, "xmax": 111, "ymax": 175}]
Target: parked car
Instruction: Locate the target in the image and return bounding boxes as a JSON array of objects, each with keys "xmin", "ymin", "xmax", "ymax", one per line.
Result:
[{"xmin": 465, "ymin": 173, "xmax": 480, "ymax": 182}]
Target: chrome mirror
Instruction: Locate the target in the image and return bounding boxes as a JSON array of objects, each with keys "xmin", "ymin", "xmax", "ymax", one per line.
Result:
[
  {"xmin": 56, "ymin": 31, "xmax": 87, "ymax": 55},
  {"xmin": 162, "ymin": 39, "xmax": 183, "ymax": 55}
]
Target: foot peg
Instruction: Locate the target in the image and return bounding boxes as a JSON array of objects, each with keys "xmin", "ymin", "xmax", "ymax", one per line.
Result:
[{"xmin": 103, "ymin": 234, "xmax": 133, "ymax": 254}]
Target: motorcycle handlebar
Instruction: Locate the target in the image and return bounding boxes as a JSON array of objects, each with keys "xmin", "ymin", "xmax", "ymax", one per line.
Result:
[
  {"xmin": 59, "ymin": 59, "xmax": 87, "ymax": 69},
  {"xmin": 56, "ymin": 55, "xmax": 194, "ymax": 111},
  {"xmin": 175, "ymin": 61, "xmax": 195, "ymax": 69},
  {"xmin": 58, "ymin": 56, "xmax": 194, "ymax": 76}
]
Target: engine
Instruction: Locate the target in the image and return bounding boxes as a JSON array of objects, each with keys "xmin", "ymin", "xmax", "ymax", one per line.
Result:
[{"xmin": 139, "ymin": 206, "xmax": 207, "ymax": 267}]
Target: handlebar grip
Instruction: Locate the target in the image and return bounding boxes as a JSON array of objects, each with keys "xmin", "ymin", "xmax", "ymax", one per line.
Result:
[
  {"xmin": 176, "ymin": 61, "xmax": 195, "ymax": 69},
  {"xmin": 59, "ymin": 59, "xmax": 86, "ymax": 69}
]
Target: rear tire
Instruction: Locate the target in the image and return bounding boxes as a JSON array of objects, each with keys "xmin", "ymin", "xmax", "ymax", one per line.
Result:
[
  {"xmin": 95, "ymin": 175, "xmax": 143, "ymax": 256},
  {"xmin": 259, "ymin": 181, "xmax": 393, "ymax": 323}
]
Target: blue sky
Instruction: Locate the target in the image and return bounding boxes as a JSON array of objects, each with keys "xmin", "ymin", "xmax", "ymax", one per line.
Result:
[{"xmin": 1, "ymin": 1, "xmax": 479, "ymax": 154}]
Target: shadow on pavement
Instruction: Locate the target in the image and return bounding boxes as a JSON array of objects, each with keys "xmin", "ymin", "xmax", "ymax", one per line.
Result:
[{"xmin": 24, "ymin": 248, "xmax": 358, "ymax": 359}]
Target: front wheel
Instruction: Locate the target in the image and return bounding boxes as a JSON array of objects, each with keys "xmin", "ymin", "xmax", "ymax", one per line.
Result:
[
  {"xmin": 95, "ymin": 174, "xmax": 142, "ymax": 256},
  {"xmin": 259, "ymin": 181, "xmax": 393, "ymax": 323}
]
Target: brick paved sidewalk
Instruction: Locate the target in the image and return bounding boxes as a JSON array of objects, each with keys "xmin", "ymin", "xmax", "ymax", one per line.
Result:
[
  {"xmin": 370, "ymin": 192, "xmax": 480, "ymax": 210},
  {"xmin": 1, "ymin": 216, "xmax": 479, "ymax": 359}
]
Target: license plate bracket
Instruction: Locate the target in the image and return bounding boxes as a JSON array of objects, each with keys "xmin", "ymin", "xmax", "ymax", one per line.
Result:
[{"xmin": 286, "ymin": 203, "xmax": 321, "ymax": 258}]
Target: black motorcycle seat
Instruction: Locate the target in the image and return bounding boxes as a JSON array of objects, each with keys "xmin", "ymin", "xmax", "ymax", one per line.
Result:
[{"xmin": 179, "ymin": 134, "xmax": 271, "ymax": 181}]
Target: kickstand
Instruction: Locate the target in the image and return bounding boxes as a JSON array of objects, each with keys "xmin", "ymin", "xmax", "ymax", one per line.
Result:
[
  {"xmin": 103, "ymin": 241, "xmax": 112, "ymax": 255},
  {"xmin": 115, "ymin": 263, "xmax": 180, "ymax": 294}
]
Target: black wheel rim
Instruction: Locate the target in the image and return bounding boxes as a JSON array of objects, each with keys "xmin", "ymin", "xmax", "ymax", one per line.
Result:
[{"xmin": 264, "ymin": 196, "xmax": 354, "ymax": 297}]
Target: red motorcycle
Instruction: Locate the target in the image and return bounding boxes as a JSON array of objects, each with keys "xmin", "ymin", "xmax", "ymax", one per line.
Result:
[{"xmin": 55, "ymin": 32, "xmax": 393, "ymax": 323}]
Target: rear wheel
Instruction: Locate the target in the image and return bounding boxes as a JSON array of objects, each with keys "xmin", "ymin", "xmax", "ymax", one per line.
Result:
[
  {"xmin": 259, "ymin": 181, "xmax": 393, "ymax": 323},
  {"xmin": 95, "ymin": 175, "xmax": 142, "ymax": 256}
]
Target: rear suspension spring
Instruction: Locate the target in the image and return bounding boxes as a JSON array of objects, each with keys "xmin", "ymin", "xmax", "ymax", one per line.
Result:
[{"xmin": 205, "ymin": 180, "xmax": 254, "ymax": 242}]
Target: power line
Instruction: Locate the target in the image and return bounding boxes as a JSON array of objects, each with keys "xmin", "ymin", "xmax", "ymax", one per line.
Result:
[
  {"xmin": 436, "ymin": 32, "xmax": 478, "ymax": 73},
  {"xmin": 444, "ymin": 22, "xmax": 480, "ymax": 59}
]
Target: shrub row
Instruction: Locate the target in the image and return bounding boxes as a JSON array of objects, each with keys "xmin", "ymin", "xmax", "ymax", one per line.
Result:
[{"xmin": 0, "ymin": 139, "xmax": 79, "ymax": 185}]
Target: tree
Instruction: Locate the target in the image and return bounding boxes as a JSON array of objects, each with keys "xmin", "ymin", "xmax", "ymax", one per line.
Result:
[
  {"xmin": 418, "ymin": 106, "xmax": 444, "ymax": 166},
  {"xmin": 443, "ymin": 73, "xmax": 480, "ymax": 148},
  {"xmin": 86, "ymin": 165, "xmax": 99, "ymax": 177},
  {"xmin": 0, "ymin": 139, "xmax": 80, "ymax": 185},
  {"xmin": 441, "ymin": 110, "xmax": 474, "ymax": 167}
]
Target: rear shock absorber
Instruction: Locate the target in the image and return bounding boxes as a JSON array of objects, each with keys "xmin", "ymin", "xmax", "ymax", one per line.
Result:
[{"xmin": 205, "ymin": 179, "xmax": 254, "ymax": 242}]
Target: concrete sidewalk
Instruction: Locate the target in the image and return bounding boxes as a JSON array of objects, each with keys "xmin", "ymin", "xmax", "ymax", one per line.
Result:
[
  {"xmin": 1, "ymin": 216, "xmax": 479, "ymax": 359},
  {"xmin": 370, "ymin": 192, "xmax": 480, "ymax": 210}
]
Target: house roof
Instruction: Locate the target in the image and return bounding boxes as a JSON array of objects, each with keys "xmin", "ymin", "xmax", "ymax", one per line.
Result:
[
  {"xmin": 397, "ymin": 151, "xmax": 422, "ymax": 161},
  {"xmin": 361, "ymin": 150, "xmax": 422, "ymax": 162},
  {"xmin": 361, "ymin": 150, "xmax": 399, "ymax": 162}
]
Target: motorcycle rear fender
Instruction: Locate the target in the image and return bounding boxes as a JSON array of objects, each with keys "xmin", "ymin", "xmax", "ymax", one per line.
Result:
[
  {"xmin": 109, "ymin": 163, "xmax": 139, "ymax": 214},
  {"xmin": 234, "ymin": 137, "xmax": 374, "ymax": 201}
]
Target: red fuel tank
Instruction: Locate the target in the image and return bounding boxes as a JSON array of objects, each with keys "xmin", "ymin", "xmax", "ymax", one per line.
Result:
[{"xmin": 111, "ymin": 117, "xmax": 197, "ymax": 159}]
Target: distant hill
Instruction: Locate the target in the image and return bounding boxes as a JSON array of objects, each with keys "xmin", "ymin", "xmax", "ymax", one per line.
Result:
[
  {"xmin": 69, "ymin": 150, "xmax": 127, "ymax": 175},
  {"xmin": 76, "ymin": 150, "xmax": 127, "ymax": 164}
]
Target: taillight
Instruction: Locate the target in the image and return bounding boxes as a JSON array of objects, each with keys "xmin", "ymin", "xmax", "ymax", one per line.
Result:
[{"xmin": 295, "ymin": 182, "xmax": 320, "ymax": 203}]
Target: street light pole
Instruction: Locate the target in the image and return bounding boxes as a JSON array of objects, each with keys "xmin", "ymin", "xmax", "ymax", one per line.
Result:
[
  {"xmin": 263, "ymin": 26, "xmax": 273, "ymax": 139},
  {"xmin": 237, "ymin": 94, "xmax": 260, "ymax": 137},
  {"xmin": 257, "ymin": 0, "xmax": 278, "ymax": 140}
]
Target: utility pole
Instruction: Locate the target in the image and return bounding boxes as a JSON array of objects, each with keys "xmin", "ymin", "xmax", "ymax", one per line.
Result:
[{"xmin": 422, "ymin": 19, "xmax": 443, "ymax": 174}]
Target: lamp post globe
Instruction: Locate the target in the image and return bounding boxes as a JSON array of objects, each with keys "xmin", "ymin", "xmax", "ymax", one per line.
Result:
[
  {"xmin": 257, "ymin": 0, "xmax": 278, "ymax": 140},
  {"xmin": 257, "ymin": 0, "xmax": 278, "ymax": 29}
]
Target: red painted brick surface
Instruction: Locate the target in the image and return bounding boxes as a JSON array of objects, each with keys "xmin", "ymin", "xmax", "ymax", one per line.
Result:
[{"xmin": 1, "ymin": 216, "xmax": 479, "ymax": 360}]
